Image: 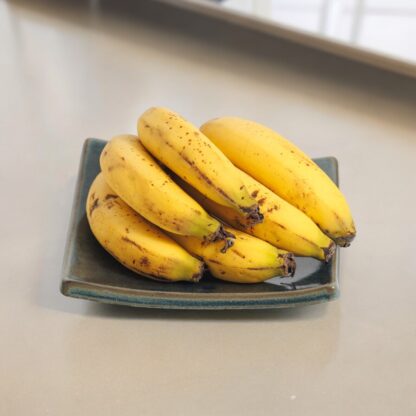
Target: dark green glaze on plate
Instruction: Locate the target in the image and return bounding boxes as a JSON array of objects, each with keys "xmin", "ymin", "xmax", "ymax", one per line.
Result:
[{"xmin": 61, "ymin": 138, "xmax": 340, "ymax": 309}]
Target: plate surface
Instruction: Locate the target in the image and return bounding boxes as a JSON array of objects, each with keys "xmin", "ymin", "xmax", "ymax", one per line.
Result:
[{"xmin": 61, "ymin": 138, "xmax": 340, "ymax": 309}]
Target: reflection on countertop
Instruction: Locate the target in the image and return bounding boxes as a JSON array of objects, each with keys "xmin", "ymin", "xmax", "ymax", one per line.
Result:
[{"xmin": 215, "ymin": 0, "xmax": 416, "ymax": 64}]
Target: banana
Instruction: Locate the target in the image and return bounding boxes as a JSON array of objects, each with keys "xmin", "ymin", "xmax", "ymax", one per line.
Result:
[
  {"xmin": 137, "ymin": 107, "xmax": 262, "ymax": 224},
  {"xmin": 170, "ymin": 227, "xmax": 296, "ymax": 284},
  {"xmin": 100, "ymin": 134, "xmax": 233, "ymax": 246},
  {"xmin": 201, "ymin": 117, "xmax": 356, "ymax": 246},
  {"xmin": 86, "ymin": 173, "xmax": 204, "ymax": 282},
  {"xmin": 175, "ymin": 170, "xmax": 335, "ymax": 261}
]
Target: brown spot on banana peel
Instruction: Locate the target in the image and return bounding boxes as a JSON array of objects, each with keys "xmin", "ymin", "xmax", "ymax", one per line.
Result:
[
  {"xmin": 89, "ymin": 198, "xmax": 99, "ymax": 216},
  {"xmin": 266, "ymin": 205, "xmax": 279, "ymax": 213},
  {"xmin": 140, "ymin": 257, "xmax": 150, "ymax": 266},
  {"xmin": 258, "ymin": 197, "xmax": 267, "ymax": 206},
  {"xmin": 121, "ymin": 236, "xmax": 148, "ymax": 253},
  {"xmin": 104, "ymin": 194, "xmax": 118, "ymax": 201},
  {"xmin": 232, "ymin": 249, "xmax": 246, "ymax": 259}
]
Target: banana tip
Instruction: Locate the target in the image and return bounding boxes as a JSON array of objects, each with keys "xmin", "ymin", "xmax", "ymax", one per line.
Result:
[
  {"xmin": 323, "ymin": 241, "xmax": 336, "ymax": 263},
  {"xmin": 191, "ymin": 263, "xmax": 206, "ymax": 282},
  {"xmin": 241, "ymin": 204, "xmax": 264, "ymax": 225},
  {"xmin": 334, "ymin": 232, "xmax": 356, "ymax": 247},
  {"xmin": 220, "ymin": 237, "xmax": 234, "ymax": 253},
  {"xmin": 281, "ymin": 253, "xmax": 296, "ymax": 277},
  {"xmin": 207, "ymin": 225, "xmax": 235, "ymax": 253}
]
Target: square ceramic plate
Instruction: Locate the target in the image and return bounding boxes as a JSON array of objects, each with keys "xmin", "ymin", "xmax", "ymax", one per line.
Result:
[{"xmin": 61, "ymin": 138, "xmax": 340, "ymax": 309}]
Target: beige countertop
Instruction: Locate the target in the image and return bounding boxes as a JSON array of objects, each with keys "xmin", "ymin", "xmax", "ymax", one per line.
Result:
[{"xmin": 1, "ymin": 1, "xmax": 415, "ymax": 415}]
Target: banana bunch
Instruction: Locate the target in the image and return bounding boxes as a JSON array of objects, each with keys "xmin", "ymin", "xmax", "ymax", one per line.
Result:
[{"xmin": 86, "ymin": 107, "xmax": 356, "ymax": 284}]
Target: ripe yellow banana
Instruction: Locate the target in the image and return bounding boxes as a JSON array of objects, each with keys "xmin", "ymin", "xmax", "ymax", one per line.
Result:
[
  {"xmin": 86, "ymin": 173, "xmax": 204, "ymax": 282},
  {"xmin": 201, "ymin": 117, "xmax": 356, "ymax": 246},
  {"xmin": 100, "ymin": 134, "xmax": 233, "ymax": 246},
  {"xmin": 175, "ymin": 169, "xmax": 335, "ymax": 261},
  {"xmin": 137, "ymin": 107, "xmax": 262, "ymax": 224},
  {"xmin": 170, "ymin": 227, "xmax": 295, "ymax": 284}
]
